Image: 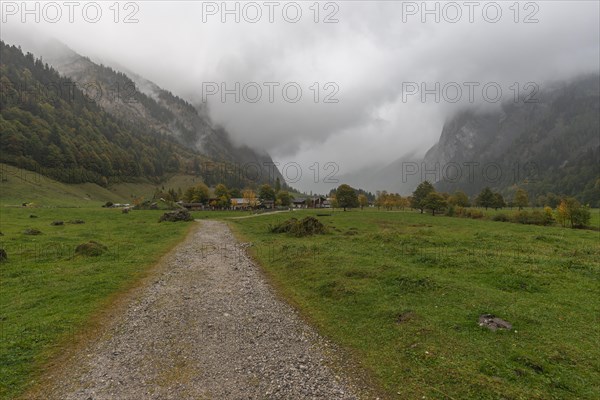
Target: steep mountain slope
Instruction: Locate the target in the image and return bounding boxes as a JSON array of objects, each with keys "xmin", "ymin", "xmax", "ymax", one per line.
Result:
[
  {"xmin": 0, "ymin": 41, "xmax": 201, "ymax": 185},
  {"xmin": 423, "ymin": 74, "xmax": 600, "ymax": 205},
  {"xmin": 20, "ymin": 38, "xmax": 283, "ymax": 185}
]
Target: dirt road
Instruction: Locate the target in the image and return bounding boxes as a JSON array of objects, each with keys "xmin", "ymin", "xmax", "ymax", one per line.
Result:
[{"xmin": 26, "ymin": 220, "xmax": 365, "ymax": 399}]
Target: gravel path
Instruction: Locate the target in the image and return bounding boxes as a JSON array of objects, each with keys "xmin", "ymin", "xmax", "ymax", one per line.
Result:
[{"xmin": 29, "ymin": 220, "xmax": 366, "ymax": 400}]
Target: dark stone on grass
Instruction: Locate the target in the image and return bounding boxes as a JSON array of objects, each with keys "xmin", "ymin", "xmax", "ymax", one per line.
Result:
[
  {"xmin": 478, "ymin": 314, "xmax": 512, "ymax": 331},
  {"xmin": 75, "ymin": 241, "xmax": 108, "ymax": 257},
  {"xmin": 29, "ymin": 214, "xmax": 38, "ymax": 218},
  {"xmin": 69, "ymin": 219, "xmax": 85, "ymax": 224},
  {"xmin": 159, "ymin": 209, "xmax": 193, "ymax": 222},
  {"xmin": 50, "ymin": 221, "xmax": 64, "ymax": 226},
  {"xmin": 23, "ymin": 228, "xmax": 42, "ymax": 235},
  {"xmin": 0, "ymin": 249, "xmax": 7, "ymax": 262}
]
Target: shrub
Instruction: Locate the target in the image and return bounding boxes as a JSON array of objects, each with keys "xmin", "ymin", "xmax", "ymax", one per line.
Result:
[
  {"xmin": 572, "ymin": 207, "xmax": 591, "ymax": 228},
  {"xmin": 446, "ymin": 205, "xmax": 455, "ymax": 217},
  {"xmin": 75, "ymin": 241, "xmax": 108, "ymax": 257},
  {"xmin": 465, "ymin": 209, "xmax": 484, "ymax": 219},
  {"xmin": 270, "ymin": 217, "xmax": 327, "ymax": 237},
  {"xmin": 543, "ymin": 206, "xmax": 555, "ymax": 225},
  {"xmin": 511, "ymin": 210, "xmax": 551, "ymax": 226},
  {"xmin": 492, "ymin": 213, "xmax": 509, "ymax": 222},
  {"xmin": 158, "ymin": 209, "xmax": 193, "ymax": 222}
]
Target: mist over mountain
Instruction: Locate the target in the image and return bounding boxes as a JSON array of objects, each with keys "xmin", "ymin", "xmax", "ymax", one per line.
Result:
[
  {"xmin": 342, "ymin": 74, "xmax": 599, "ymax": 205},
  {"xmin": 0, "ymin": 40, "xmax": 284, "ymax": 189},
  {"xmin": 2, "ymin": 1, "xmax": 598, "ymax": 194}
]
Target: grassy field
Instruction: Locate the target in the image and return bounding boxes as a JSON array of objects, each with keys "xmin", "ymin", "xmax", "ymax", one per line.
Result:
[
  {"xmin": 0, "ymin": 163, "xmax": 207, "ymax": 207},
  {"xmin": 0, "ymin": 206, "xmax": 194, "ymax": 399},
  {"xmin": 2, "ymin": 191, "xmax": 598, "ymax": 399},
  {"xmin": 222, "ymin": 209, "xmax": 600, "ymax": 399}
]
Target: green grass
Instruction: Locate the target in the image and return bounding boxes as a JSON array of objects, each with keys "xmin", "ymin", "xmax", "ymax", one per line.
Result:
[
  {"xmin": 0, "ymin": 163, "xmax": 209, "ymax": 207},
  {"xmin": 224, "ymin": 209, "xmax": 600, "ymax": 399},
  {"xmin": 0, "ymin": 206, "xmax": 193, "ymax": 399},
  {"xmin": 478, "ymin": 207, "xmax": 600, "ymax": 229}
]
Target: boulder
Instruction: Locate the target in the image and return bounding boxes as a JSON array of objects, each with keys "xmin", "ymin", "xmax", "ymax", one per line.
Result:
[{"xmin": 478, "ymin": 314, "xmax": 512, "ymax": 331}]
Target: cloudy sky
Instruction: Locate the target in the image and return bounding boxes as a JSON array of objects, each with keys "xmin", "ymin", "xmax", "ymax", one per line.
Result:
[{"xmin": 2, "ymin": 1, "xmax": 599, "ymax": 192}]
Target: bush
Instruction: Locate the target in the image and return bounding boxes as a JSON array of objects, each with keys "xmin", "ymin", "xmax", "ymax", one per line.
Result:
[
  {"xmin": 158, "ymin": 209, "xmax": 193, "ymax": 222},
  {"xmin": 465, "ymin": 209, "xmax": 484, "ymax": 219},
  {"xmin": 511, "ymin": 210, "xmax": 551, "ymax": 226},
  {"xmin": 270, "ymin": 217, "xmax": 327, "ymax": 237},
  {"xmin": 572, "ymin": 207, "xmax": 591, "ymax": 228},
  {"xmin": 543, "ymin": 206, "xmax": 555, "ymax": 225},
  {"xmin": 75, "ymin": 241, "xmax": 108, "ymax": 257},
  {"xmin": 492, "ymin": 213, "xmax": 509, "ymax": 222}
]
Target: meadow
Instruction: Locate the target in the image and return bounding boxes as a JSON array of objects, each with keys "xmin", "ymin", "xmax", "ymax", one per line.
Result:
[
  {"xmin": 0, "ymin": 206, "xmax": 193, "ymax": 399},
  {"xmin": 1, "ymin": 198, "xmax": 598, "ymax": 399},
  {"xmin": 223, "ymin": 208, "xmax": 600, "ymax": 399}
]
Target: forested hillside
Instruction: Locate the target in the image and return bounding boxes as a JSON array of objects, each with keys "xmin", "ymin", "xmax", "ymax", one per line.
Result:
[
  {"xmin": 0, "ymin": 42, "xmax": 281, "ymax": 190},
  {"xmin": 423, "ymin": 74, "xmax": 600, "ymax": 206},
  {"xmin": 0, "ymin": 41, "xmax": 200, "ymax": 185}
]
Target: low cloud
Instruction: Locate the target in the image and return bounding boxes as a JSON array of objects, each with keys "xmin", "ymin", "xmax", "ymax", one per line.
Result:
[{"xmin": 2, "ymin": 1, "xmax": 598, "ymax": 192}]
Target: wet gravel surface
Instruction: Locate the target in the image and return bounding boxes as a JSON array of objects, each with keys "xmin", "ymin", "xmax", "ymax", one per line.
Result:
[{"xmin": 31, "ymin": 220, "xmax": 366, "ymax": 400}]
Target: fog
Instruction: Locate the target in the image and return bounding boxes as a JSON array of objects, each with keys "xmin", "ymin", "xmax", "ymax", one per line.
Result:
[{"xmin": 2, "ymin": 1, "xmax": 598, "ymax": 192}]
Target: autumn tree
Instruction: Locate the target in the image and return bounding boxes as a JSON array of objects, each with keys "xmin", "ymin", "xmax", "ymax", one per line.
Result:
[
  {"xmin": 358, "ymin": 194, "xmax": 369, "ymax": 210},
  {"xmin": 557, "ymin": 197, "xmax": 591, "ymax": 228},
  {"xmin": 243, "ymin": 189, "xmax": 259, "ymax": 209},
  {"xmin": 411, "ymin": 181, "xmax": 435, "ymax": 213},
  {"xmin": 423, "ymin": 192, "xmax": 447, "ymax": 216},
  {"xmin": 214, "ymin": 183, "xmax": 229, "ymax": 199},
  {"xmin": 448, "ymin": 191, "xmax": 470, "ymax": 207},
  {"xmin": 183, "ymin": 183, "xmax": 210, "ymax": 203},
  {"xmin": 514, "ymin": 188, "xmax": 529, "ymax": 210},
  {"xmin": 375, "ymin": 191, "xmax": 388, "ymax": 210}
]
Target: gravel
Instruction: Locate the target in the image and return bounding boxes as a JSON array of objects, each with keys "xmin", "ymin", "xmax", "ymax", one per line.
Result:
[{"xmin": 30, "ymin": 220, "xmax": 366, "ymax": 399}]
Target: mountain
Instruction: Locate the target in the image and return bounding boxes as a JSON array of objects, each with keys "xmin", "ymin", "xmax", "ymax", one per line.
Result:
[
  {"xmin": 1, "ymin": 38, "xmax": 284, "ymax": 189},
  {"xmin": 0, "ymin": 41, "xmax": 204, "ymax": 186},
  {"xmin": 421, "ymin": 74, "xmax": 600, "ymax": 205},
  {"xmin": 31, "ymin": 39, "xmax": 283, "ymax": 185}
]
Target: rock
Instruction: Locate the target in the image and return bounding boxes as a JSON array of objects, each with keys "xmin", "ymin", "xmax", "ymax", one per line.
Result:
[
  {"xmin": 23, "ymin": 228, "xmax": 42, "ymax": 235},
  {"xmin": 478, "ymin": 314, "xmax": 512, "ymax": 331},
  {"xmin": 150, "ymin": 202, "xmax": 159, "ymax": 210},
  {"xmin": 75, "ymin": 241, "xmax": 108, "ymax": 257},
  {"xmin": 51, "ymin": 221, "xmax": 64, "ymax": 226},
  {"xmin": 158, "ymin": 209, "xmax": 193, "ymax": 222},
  {"xmin": 69, "ymin": 219, "xmax": 86, "ymax": 224},
  {"xmin": 29, "ymin": 214, "xmax": 38, "ymax": 218},
  {"xmin": 0, "ymin": 249, "xmax": 7, "ymax": 262}
]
